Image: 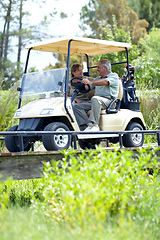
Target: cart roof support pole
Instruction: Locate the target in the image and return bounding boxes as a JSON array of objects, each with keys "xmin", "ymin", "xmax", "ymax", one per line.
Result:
[
  {"xmin": 64, "ymin": 40, "xmax": 74, "ymax": 122},
  {"xmin": 18, "ymin": 48, "xmax": 32, "ymax": 109}
]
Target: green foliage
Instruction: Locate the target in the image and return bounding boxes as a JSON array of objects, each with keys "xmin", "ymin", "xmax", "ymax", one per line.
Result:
[
  {"xmin": 80, "ymin": 1, "xmax": 159, "ymax": 89},
  {"xmin": 80, "ymin": 0, "xmax": 149, "ymax": 44},
  {"xmin": 42, "ymin": 148, "xmax": 160, "ymax": 230},
  {"xmin": 127, "ymin": 0, "xmax": 160, "ymax": 31},
  {"xmin": 96, "ymin": 27, "xmax": 160, "ymax": 90},
  {"xmin": 0, "ymin": 79, "xmax": 19, "ymax": 151},
  {"xmin": 138, "ymin": 89, "xmax": 160, "ymax": 143},
  {"xmin": 91, "ymin": 21, "xmax": 139, "ymax": 78},
  {"xmin": 0, "ymin": 179, "xmax": 45, "ymax": 209},
  {"xmin": 0, "ymin": 148, "xmax": 160, "ymax": 239},
  {"xmin": 0, "ymin": 208, "xmax": 59, "ymax": 240},
  {"xmin": 132, "ymin": 28, "xmax": 160, "ymax": 89},
  {"xmin": 0, "ymin": 88, "xmax": 18, "ymax": 131},
  {"xmin": 0, "ymin": 60, "xmax": 23, "ymax": 90}
]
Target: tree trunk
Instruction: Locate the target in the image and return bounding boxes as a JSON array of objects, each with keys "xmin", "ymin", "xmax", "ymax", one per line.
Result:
[
  {"xmin": 17, "ymin": 0, "xmax": 23, "ymax": 69},
  {"xmin": 4, "ymin": 0, "xmax": 12, "ymax": 60},
  {"xmin": 0, "ymin": 19, "xmax": 7, "ymax": 58}
]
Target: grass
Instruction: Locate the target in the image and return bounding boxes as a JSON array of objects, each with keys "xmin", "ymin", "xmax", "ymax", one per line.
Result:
[
  {"xmin": 0, "ymin": 147, "xmax": 160, "ymax": 239},
  {"xmin": 137, "ymin": 89, "xmax": 160, "ymax": 144},
  {"xmin": 138, "ymin": 89, "xmax": 160, "ymax": 130},
  {"xmin": 0, "ymin": 206, "xmax": 159, "ymax": 240}
]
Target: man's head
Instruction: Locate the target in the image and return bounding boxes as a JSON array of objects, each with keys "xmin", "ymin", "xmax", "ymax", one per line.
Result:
[
  {"xmin": 97, "ymin": 59, "xmax": 111, "ymax": 77},
  {"xmin": 71, "ymin": 64, "xmax": 83, "ymax": 78}
]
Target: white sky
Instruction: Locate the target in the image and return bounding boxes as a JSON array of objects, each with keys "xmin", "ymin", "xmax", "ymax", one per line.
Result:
[
  {"xmin": 29, "ymin": 0, "xmax": 89, "ymax": 37},
  {"xmin": 21, "ymin": 0, "xmax": 90, "ymax": 69}
]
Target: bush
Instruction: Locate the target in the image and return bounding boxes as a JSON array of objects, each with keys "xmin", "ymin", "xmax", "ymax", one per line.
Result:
[
  {"xmin": 132, "ymin": 28, "xmax": 160, "ymax": 89},
  {"xmin": 42, "ymin": 147, "xmax": 160, "ymax": 231},
  {"xmin": 0, "ymin": 179, "xmax": 45, "ymax": 208},
  {"xmin": 139, "ymin": 89, "xmax": 160, "ymax": 130},
  {"xmin": 0, "ymin": 83, "xmax": 19, "ymax": 152},
  {"xmin": 1, "ymin": 148, "xmax": 160, "ymax": 239}
]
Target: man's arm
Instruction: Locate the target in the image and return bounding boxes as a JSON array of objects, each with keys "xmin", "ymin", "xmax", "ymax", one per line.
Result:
[{"xmin": 82, "ymin": 78, "xmax": 109, "ymax": 86}]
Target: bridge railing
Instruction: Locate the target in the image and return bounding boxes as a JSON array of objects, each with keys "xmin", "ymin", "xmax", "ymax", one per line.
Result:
[{"xmin": 0, "ymin": 130, "xmax": 160, "ymax": 151}]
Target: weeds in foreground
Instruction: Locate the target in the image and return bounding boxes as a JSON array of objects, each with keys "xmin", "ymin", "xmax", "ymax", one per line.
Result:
[
  {"xmin": 42, "ymin": 147, "xmax": 160, "ymax": 229},
  {"xmin": 0, "ymin": 147, "xmax": 160, "ymax": 239},
  {"xmin": 138, "ymin": 89, "xmax": 160, "ymax": 144},
  {"xmin": 139, "ymin": 90, "xmax": 160, "ymax": 130}
]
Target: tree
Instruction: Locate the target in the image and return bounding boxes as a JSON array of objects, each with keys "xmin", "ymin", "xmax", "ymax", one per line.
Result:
[
  {"xmin": 17, "ymin": 0, "xmax": 23, "ymax": 68},
  {"xmin": 126, "ymin": 0, "xmax": 160, "ymax": 30},
  {"xmin": 0, "ymin": 0, "xmax": 14, "ymax": 70},
  {"xmin": 0, "ymin": 0, "xmax": 56, "ymax": 89},
  {"xmin": 132, "ymin": 28, "xmax": 160, "ymax": 89},
  {"xmin": 80, "ymin": 0, "xmax": 149, "ymax": 44},
  {"xmin": 127, "ymin": 10, "xmax": 149, "ymax": 44}
]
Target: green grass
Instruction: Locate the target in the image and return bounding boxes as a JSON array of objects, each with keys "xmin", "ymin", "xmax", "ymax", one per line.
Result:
[
  {"xmin": 0, "ymin": 206, "xmax": 159, "ymax": 240},
  {"xmin": 138, "ymin": 89, "xmax": 160, "ymax": 144},
  {"xmin": 139, "ymin": 89, "xmax": 160, "ymax": 130},
  {"xmin": 0, "ymin": 147, "xmax": 160, "ymax": 239}
]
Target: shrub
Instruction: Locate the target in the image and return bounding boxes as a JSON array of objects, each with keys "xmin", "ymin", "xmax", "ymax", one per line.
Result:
[
  {"xmin": 132, "ymin": 28, "xmax": 160, "ymax": 89},
  {"xmin": 0, "ymin": 84, "xmax": 19, "ymax": 152},
  {"xmin": 42, "ymin": 147, "xmax": 160, "ymax": 230},
  {"xmin": 1, "ymin": 147, "xmax": 160, "ymax": 238}
]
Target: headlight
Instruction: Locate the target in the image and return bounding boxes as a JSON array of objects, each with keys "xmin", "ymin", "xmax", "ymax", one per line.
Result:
[
  {"xmin": 40, "ymin": 109, "xmax": 54, "ymax": 115},
  {"xmin": 14, "ymin": 110, "xmax": 21, "ymax": 117}
]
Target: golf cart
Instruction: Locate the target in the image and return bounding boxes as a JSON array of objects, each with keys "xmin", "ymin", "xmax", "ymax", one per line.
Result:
[{"xmin": 5, "ymin": 36, "xmax": 146, "ymax": 152}]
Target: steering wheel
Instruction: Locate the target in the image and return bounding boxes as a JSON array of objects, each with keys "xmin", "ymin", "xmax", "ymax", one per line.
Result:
[{"xmin": 70, "ymin": 77, "xmax": 90, "ymax": 93}]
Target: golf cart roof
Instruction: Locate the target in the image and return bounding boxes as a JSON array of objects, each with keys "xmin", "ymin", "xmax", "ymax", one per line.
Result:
[{"xmin": 25, "ymin": 36, "xmax": 132, "ymax": 56}]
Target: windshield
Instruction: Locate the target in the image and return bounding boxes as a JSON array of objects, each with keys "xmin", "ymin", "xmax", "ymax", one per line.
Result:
[{"xmin": 20, "ymin": 68, "xmax": 66, "ymax": 105}]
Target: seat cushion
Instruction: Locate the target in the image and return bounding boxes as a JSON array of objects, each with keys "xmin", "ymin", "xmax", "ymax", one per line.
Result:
[{"xmin": 87, "ymin": 109, "xmax": 117, "ymax": 116}]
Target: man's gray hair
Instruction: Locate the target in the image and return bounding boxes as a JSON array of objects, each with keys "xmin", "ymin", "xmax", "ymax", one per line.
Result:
[{"xmin": 99, "ymin": 59, "xmax": 111, "ymax": 72}]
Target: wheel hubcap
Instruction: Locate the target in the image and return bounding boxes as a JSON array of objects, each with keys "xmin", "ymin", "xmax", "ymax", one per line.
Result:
[
  {"xmin": 54, "ymin": 128, "xmax": 69, "ymax": 148},
  {"xmin": 131, "ymin": 127, "xmax": 143, "ymax": 145}
]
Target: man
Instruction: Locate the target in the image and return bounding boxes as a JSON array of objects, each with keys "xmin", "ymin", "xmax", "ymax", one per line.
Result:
[{"xmin": 73, "ymin": 59, "xmax": 119, "ymax": 132}]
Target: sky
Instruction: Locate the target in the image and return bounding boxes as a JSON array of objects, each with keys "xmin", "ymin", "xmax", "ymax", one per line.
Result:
[
  {"xmin": 21, "ymin": 0, "xmax": 90, "ymax": 68},
  {"xmin": 29, "ymin": 0, "xmax": 89, "ymax": 37}
]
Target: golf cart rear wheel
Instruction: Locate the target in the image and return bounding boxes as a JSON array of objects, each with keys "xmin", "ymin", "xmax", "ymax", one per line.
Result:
[
  {"xmin": 5, "ymin": 125, "xmax": 32, "ymax": 152},
  {"xmin": 123, "ymin": 122, "xmax": 144, "ymax": 147},
  {"xmin": 42, "ymin": 122, "xmax": 71, "ymax": 151}
]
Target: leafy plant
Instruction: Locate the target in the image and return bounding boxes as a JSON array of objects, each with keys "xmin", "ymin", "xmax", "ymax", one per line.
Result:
[
  {"xmin": 42, "ymin": 147, "xmax": 160, "ymax": 231},
  {"xmin": 132, "ymin": 28, "xmax": 160, "ymax": 89},
  {"xmin": 0, "ymin": 79, "xmax": 20, "ymax": 152},
  {"xmin": 0, "ymin": 147, "xmax": 160, "ymax": 239}
]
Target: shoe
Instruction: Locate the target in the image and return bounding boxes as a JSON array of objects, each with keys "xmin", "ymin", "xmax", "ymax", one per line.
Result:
[
  {"xmin": 85, "ymin": 125, "xmax": 100, "ymax": 132},
  {"xmin": 87, "ymin": 125, "xmax": 100, "ymax": 132},
  {"xmin": 83, "ymin": 122, "xmax": 94, "ymax": 131},
  {"xmin": 84, "ymin": 126, "xmax": 92, "ymax": 131},
  {"xmin": 78, "ymin": 125, "xmax": 100, "ymax": 139}
]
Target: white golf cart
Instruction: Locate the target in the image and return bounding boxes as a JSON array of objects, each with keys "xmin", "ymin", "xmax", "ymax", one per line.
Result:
[{"xmin": 5, "ymin": 36, "xmax": 146, "ymax": 152}]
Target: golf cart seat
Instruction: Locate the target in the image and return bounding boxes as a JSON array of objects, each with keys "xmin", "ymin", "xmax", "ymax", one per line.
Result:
[{"xmin": 104, "ymin": 78, "xmax": 123, "ymax": 114}]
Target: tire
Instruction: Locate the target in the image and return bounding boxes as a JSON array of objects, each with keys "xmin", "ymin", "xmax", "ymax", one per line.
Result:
[
  {"xmin": 123, "ymin": 122, "xmax": 144, "ymax": 147},
  {"xmin": 42, "ymin": 122, "xmax": 71, "ymax": 151},
  {"xmin": 78, "ymin": 139, "xmax": 97, "ymax": 150},
  {"xmin": 108, "ymin": 137, "xmax": 119, "ymax": 144},
  {"xmin": 5, "ymin": 125, "xmax": 32, "ymax": 152}
]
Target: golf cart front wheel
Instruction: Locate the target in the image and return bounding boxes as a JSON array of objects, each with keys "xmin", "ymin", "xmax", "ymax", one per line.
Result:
[
  {"xmin": 5, "ymin": 125, "xmax": 32, "ymax": 152},
  {"xmin": 42, "ymin": 122, "xmax": 71, "ymax": 151},
  {"xmin": 123, "ymin": 122, "xmax": 144, "ymax": 147}
]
